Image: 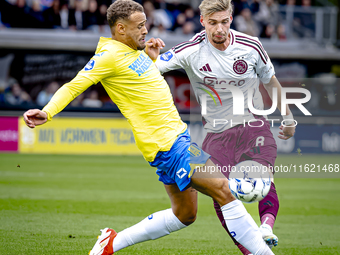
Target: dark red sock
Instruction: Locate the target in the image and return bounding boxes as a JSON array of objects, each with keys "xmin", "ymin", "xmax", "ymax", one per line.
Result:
[{"xmin": 259, "ymin": 182, "xmax": 279, "ymax": 228}]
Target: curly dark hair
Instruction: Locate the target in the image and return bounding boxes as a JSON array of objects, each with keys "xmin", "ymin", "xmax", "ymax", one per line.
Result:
[{"xmin": 107, "ymin": 0, "xmax": 144, "ymax": 28}]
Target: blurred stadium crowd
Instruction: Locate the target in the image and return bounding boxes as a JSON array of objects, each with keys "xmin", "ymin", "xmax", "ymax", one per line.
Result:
[
  {"xmin": 0, "ymin": 0, "xmax": 318, "ymax": 39},
  {"xmin": 0, "ymin": 78, "xmax": 114, "ymax": 110}
]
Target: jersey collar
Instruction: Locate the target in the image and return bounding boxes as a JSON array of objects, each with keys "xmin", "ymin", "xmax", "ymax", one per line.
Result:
[{"xmin": 207, "ymin": 30, "xmax": 235, "ymax": 55}]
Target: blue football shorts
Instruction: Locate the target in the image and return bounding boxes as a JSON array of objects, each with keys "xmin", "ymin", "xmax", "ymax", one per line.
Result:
[{"xmin": 149, "ymin": 129, "xmax": 211, "ymax": 191}]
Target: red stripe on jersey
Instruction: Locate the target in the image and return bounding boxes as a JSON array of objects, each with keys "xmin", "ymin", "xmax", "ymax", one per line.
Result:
[
  {"xmin": 174, "ymin": 32, "xmax": 205, "ymax": 52},
  {"xmin": 206, "ymin": 64, "xmax": 212, "ymax": 72},
  {"xmin": 235, "ymin": 41, "xmax": 267, "ymax": 64},
  {"xmin": 203, "ymin": 66, "xmax": 207, "ymax": 71},
  {"xmin": 174, "ymin": 41, "xmax": 189, "ymax": 51},
  {"xmin": 235, "ymin": 35, "xmax": 268, "ymax": 60},
  {"xmin": 191, "ymin": 31, "xmax": 206, "ymax": 42},
  {"xmin": 174, "ymin": 39, "xmax": 205, "ymax": 54}
]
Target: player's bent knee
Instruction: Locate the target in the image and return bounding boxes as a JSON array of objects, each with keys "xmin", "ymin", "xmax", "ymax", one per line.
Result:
[
  {"xmin": 214, "ymin": 178, "xmax": 235, "ymax": 205},
  {"xmin": 175, "ymin": 213, "xmax": 196, "ymax": 226},
  {"xmin": 214, "ymin": 178, "xmax": 230, "ymax": 193},
  {"xmin": 182, "ymin": 213, "xmax": 196, "ymax": 226},
  {"xmin": 172, "ymin": 207, "xmax": 197, "ymax": 226},
  {"xmin": 220, "ymin": 178, "xmax": 233, "ymax": 197}
]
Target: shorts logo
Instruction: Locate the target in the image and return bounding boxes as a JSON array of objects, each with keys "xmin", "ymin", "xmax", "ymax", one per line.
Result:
[
  {"xmin": 230, "ymin": 231, "xmax": 236, "ymax": 237},
  {"xmin": 85, "ymin": 60, "xmax": 95, "ymax": 71},
  {"xmin": 160, "ymin": 51, "xmax": 173, "ymax": 62},
  {"xmin": 188, "ymin": 143, "xmax": 201, "ymax": 157},
  {"xmin": 233, "ymin": 60, "xmax": 248, "ymax": 74},
  {"xmin": 148, "ymin": 214, "xmax": 153, "ymax": 220},
  {"xmin": 176, "ymin": 168, "xmax": 187, "ymax": 179}
]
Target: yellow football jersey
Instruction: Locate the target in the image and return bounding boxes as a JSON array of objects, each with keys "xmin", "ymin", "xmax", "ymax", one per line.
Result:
[{"xmin": 43, "ymin": 37, "xmax": 187, "ymax": 162}]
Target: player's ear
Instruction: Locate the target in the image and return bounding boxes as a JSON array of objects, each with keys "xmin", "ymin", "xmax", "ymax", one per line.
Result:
[
  {"xmin": 116, "ymin": 22, "xmax": 126, "ymax": 35},
  {"xmin": 200, "ymin": 15, "xmax": 205, "ymax": 27}
]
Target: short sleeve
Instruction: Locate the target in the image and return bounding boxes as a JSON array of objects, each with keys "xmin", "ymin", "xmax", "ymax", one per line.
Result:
[
  {"xmin": 254, "ymin": 41, "xmax": 275, "ymax": 84},
  {"xmin": 155, "ymin": 49, "xmax": 186, "ymax": 74}
]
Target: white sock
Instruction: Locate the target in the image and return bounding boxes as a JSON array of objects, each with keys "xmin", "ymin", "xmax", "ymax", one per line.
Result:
[
  {"xmin": 112, "ymin": 208, "xmax": 186, "ymax": 252},
  {"xmin": 221, "ymin": 200, "xmax": 274, "ymax": 255}
]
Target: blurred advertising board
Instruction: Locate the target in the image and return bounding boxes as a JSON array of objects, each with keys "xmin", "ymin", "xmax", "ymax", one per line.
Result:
[
  {"xmin": 0, "ymin": 116, "xmax": 339, "ymax": 155},
  {"xmin": 273, "ymin": 125, "xmax": 340, "ymax": 154},
  {"xmin": 18, "ymin": 117, "xmax": 141, "ymax": 155},
  {"xmin": 0, "ymin": 116, "xmax": 18, "ymax": 152}
]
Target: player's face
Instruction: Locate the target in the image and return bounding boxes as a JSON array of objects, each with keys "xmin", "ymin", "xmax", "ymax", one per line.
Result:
[
  {"xmin": 201, "ymin": 10, "xmax": 233, "ymax": 46},
  {"xmin": 124, "ymin": 12, "xmax": 148, "ymax": 50}
]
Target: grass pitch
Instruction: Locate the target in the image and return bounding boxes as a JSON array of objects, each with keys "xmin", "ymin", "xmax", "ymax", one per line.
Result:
[{"xmin": 0, "ymin": 154, "xmax": 339, "ymax": 255}]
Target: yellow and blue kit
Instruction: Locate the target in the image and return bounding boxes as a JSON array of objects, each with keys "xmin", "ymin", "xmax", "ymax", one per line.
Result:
[{"xmin": 42, "ymin": 37, "xmax": 209, "ymax": 191}]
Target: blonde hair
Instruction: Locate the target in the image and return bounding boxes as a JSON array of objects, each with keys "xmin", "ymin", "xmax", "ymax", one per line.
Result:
[{"xmin": 199, "ymin": 0, "xmax": 233, "ymax": 17}]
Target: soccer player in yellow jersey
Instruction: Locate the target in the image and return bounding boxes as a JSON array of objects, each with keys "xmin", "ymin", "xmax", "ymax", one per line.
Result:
[{"xmin": 23, "ymin": 1, "xmax": 274, "ymax": 254}]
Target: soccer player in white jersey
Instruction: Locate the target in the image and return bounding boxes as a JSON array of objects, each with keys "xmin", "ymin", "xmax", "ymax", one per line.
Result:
[
  {"xmin": 155, "ymin": 0, "xmax": 296, "ymax": 254},
  {"xmin": 23, "ymin": 0, "xmax": 275, "ymax": 254}
]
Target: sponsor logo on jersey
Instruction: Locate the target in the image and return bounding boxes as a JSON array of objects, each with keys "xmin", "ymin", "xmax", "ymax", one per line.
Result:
[
  {"xmin": 160, "ymin": 51, "xmax": 173, "ymax": 61},
  {"xmin": 233, "ymin": 59, "xmax": 248, "ymax": 74},
  {"xmin": 128, "ymin": 53, "xmax": 153, "ymax": 76},
  {"xmin": 176, "ymin": 168, "xmax": 187, "ymax": 179},
  {"xmin": 197, "ymin": 80, "xmax": 222, "ymax": 106},
  {"xmin": 199, "ymin": 63, "xmax": 212, "ymax": 72},
  {"xmin": 203, "ymin": 77, "xmax": 246, "ymax": 87},
  {"xmin": 84, "ymin": 60, "xmax": 95, "ymax": 71}
]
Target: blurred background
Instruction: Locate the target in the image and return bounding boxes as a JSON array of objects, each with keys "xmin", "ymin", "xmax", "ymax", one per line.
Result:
[{"xmin": 0, "ymin": 0, "xmax": 340, "ymax": 155}]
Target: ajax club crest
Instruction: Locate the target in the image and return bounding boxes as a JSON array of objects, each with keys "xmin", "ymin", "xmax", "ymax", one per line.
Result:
[{"xmin": 233, "ymin": 59, "xmax": 248, "ymax": 74}]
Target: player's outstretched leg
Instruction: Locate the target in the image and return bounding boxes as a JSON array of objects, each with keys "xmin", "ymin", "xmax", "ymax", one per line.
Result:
[
  {"xmin": 212, "ymin": 179, "xmax": 279, "ymax": 254},
  {"xmin": 89, "ymin": 209, "xmax": 187, "ymax": 254},
  {"xmin": 213, "ymin": 200, "xmax": 253, "ymax": 255},
  {"xmin": 258, "ymin": 182, "xmax": 279, "ymax": 248},
  {"xmin": 89, "ymin": 184, "xmax": 197, "ymax": 254},
  {"xmin": 191, "ymin": 159, "xmax": 274, "ymax": 255}
]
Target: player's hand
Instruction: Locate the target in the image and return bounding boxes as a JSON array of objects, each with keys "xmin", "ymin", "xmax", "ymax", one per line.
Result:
[
  {"xmin": 278, "ymin": 124, "xmax": 295, "ymax": 140},
  {"xmin": 23, "ymin": 109, "xmax": 48, "ymax": 128},
  {"xmin": 145, "ymin": 38, "xmax": 165, "ymax": 60}
]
